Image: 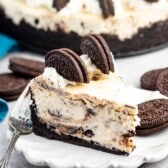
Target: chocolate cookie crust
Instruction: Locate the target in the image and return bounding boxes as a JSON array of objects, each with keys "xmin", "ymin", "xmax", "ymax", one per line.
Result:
[{"xmin": 0, "ymin": 9, "xmax": 168, "ymax": 57}]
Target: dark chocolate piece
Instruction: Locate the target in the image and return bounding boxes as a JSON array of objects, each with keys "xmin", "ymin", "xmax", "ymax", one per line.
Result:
[
  {"xmin": 98, "ymin": 0, "xmax": 115, "ymax": 18},
  {"xmin": 156, "ymin": 69, "xmax": 168, "ymax": 96},
  {"xmin": 45, "ymin": 49, "xmax": 85, "ymax": 82},
  {"xmin": 136, "ymin": 99, "xmax": 168, "ymax": 135}
]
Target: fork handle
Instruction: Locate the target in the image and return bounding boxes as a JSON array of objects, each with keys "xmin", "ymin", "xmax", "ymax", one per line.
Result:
[{"xmin": 0, "ymin": 131, "xmax": 20, "ymax": 168}]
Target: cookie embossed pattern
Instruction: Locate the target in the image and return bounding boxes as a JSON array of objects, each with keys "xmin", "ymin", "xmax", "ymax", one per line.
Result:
[{"xmin": 136, "ymin": 99, "xmax": 168, "ymax": 135}]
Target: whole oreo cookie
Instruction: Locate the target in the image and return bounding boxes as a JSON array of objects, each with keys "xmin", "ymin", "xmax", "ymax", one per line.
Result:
[
  {"xmin": 0, "ymin": 73, "xmax": 29, "ymax": 101},
  {"xmin": 80, "ymin": 34, "xmax": 114, "ymax": 74},
  {"xmin": 140, "ymin": 68, "xmax": 165, "ymax": 90},
  {"xmin": 98, "ymin": 0, "xmax": 115, "ymax": 18},
  {"xmin": 136, "ymin": 99, "xmax": 168, "ymax": 135},
  {"xmin": 45, "ymin": 49, "xmax": 88, "ymax": 83},
  {"xmin": 9, "ymin": 57, "xmax": 44, "ymax": 77},
  {"xmin": 156, "ymin": 69, "xmax": 168, "ymax": 96}
]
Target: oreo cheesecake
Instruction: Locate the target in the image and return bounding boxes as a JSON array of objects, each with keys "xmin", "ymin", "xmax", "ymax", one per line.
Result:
[
  {"xmin": 30, "ymin": 35, "xmax": 140, "ymax": 154},
  {"xmin": 0, "ymin": 0, "xmax": 168, "ymax": 56}
]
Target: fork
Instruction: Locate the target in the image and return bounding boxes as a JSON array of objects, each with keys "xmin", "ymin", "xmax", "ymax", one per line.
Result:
[{"xmin": 0, "ymin": 85, "xmax": 32, "ymax": 168}]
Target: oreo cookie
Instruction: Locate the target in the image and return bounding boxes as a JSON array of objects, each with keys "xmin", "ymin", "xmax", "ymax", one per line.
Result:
[
  {"xmin": 61, "ymin": 48, "xmax": 89, "ymax": 83},
  {"xmin": 156, "ymin": 69, "xmax": 168, "ymax": 96},
  {"xmin": 53, "ymin": 0, "xmax": 69, "ymax": 11},
  {"xmin": 98, "ymin": 0, "xmax": 115, "ymax": 18},
  {"xmin": 0, "ymin": 73, "xmax": 29, "ymax": 101},
  {"xmin": 140, "ymin": 68, "xmax": 165, "ymax": 90},
  {"xmin": 136, "ymin": 99, "xmax": 168, "ymax": 135},
  {"xmin": 80, "ymin": 34, "xmax": 114, "ymax": 74},
  {"xmin": 9, "ymin": 57, "xmax": 45, "ymax": 77},
  {"xmin": 45, "ymin": 49, "xmax": 88, "ymax": 83}
]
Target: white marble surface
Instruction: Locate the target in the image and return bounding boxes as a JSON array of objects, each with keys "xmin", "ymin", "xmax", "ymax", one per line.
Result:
[{"xmin": 0, "ymin": 49, "xmax": 168, "ymax": 168}]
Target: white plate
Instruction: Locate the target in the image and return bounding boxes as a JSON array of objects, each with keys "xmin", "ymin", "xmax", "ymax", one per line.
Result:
[{"xmin": 9, "ymin": 86, "xmax": 168, "ymax": 168}]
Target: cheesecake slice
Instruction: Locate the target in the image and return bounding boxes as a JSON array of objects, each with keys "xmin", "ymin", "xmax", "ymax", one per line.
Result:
[{"xmin": 30, "ymin": 35, "xmax": 139, "ymax": 154}]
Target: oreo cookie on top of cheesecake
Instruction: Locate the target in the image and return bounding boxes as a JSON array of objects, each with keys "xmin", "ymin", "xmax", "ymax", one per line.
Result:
[{"xmin": 0, "ymin": 0, "xmax": 168, "ymax": 56}]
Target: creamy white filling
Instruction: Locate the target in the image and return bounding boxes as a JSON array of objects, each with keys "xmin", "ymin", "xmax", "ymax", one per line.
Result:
[
  {"xmin": 43, "ymin": 68, "xmax": 75, "ymax": 88},
  {"xmin": 0, "ymin": 0, "xmax": 168, "ymax": 40},
  {"xmin": 80, "ymin": 53, "xmax": 117, "ymax": 74},
  {"xmin": 80, "ymin": 54, "xmax": 97, "ymax": 72}
]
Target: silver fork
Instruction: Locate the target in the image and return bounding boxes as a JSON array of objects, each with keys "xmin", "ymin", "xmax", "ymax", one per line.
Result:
[{"xmin": 0, "ymin": 85, "xmax": 32, "ymax": 168}]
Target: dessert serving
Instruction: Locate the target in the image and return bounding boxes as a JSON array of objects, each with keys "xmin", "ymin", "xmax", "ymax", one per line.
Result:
[
  {"xmin": 0, "ymin": 0, "xmax": 168, "ymax": 56},
  {"xmin": 30, "ymin": 35, "xmax": 139, "ymax": 155}
]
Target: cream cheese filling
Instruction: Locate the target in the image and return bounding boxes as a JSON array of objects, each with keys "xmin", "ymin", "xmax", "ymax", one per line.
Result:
[{"xmin": 0, "ymin": 0, "xmax": 168, "ymax": 40}]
